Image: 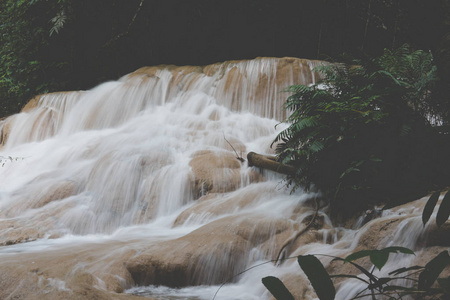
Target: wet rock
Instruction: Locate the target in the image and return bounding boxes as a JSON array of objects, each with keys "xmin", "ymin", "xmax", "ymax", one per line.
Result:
[
  {"xmin": 189, "ymin": 150, "xmax": 242, "ymax": 197},
  {"xmin": 425, "ymin": 222, "xmax": 450, "ymax": 247},
  {"xmin": 127, "ymin": 214, "xmax": 294, "ymax": 287},
  {"xmin": 0, "ymin": 242, "xmax": 139, "ymax": 300},
  {"xmin": 0, "ymin": 116, "xmax": 13, "ymax": 148},
  {"xmin": 173, "ymin": 183, "xmax": 266, "ymax": 226},
  {"xmin": 275, "ymin": 57, "xmax": 322, "ymax": 88},
  {"xmin": 21, "ymin": 95, "xmax": 42, "ymax": 112},
  {"xmin": 30, "ymin": 180, "xmax": 79, "ymax": 209},
  {"xmin": 356, "ymin": 216, "xmax": 410, "ymax": 251}
]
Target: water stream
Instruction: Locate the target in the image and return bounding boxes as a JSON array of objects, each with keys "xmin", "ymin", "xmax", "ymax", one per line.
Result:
[{"xmin": 0, "ymin": 57, "xmax": 443, "ymax": 300}]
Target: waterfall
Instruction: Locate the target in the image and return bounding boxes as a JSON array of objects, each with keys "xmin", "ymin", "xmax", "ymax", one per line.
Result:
[{"xmin": 0, "ymin": 57, "xmax": 446, "ymax": 300}]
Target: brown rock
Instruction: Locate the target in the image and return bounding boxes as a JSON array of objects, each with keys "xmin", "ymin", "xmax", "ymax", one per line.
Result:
[
  {"xmin": 0, "ymin": 241, "xmax": 140, "ymax": 300},
  {"xmin": 189, "ymin": 150, "xmax": 242, "ymax": 197},
  {"xmin": 173, "ymin": 182, "xmax": 266, "ymax": 226},
  {"xmin": 31, "ymin": 180, "xmax": 79, "ymax": 209},
  {"xmin": 425, "ymin": 222, "xmax": 450, "ymax": 247},
  {"xmin": 0, "ymin": 116, "xmax": 13, "ymax": 147},
  {"xmin": 21, "ymin": 95, "xmax": 42, "ymax": 112},
  {"xmin": 127, "ymin": 214, "xmax": 294, "ymax": 287}
]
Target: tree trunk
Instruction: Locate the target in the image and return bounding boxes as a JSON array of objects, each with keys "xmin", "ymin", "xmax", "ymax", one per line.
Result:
[{"xmin": 247, "ymin": 152, "xmax": 296, "ymax": 176}]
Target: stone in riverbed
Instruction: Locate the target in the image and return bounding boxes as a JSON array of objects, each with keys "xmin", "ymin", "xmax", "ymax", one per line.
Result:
[{"xmin": 127, "ymin": 214, "xmax": 295, "ymax": 287}]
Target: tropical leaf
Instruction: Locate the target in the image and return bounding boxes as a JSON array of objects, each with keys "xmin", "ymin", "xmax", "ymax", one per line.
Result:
[
  {"xmin": 370, "ymin": 250, "xmax": 390, "ymax": 271},
  {"xmin": 261, "ymin": 276, "xmax": 295, "ymax": 300},
  {"xmin": 436, "ymin": 191, "xmax": 450, "ymax": 227},
  {"xmin": 422, "ymin": 191, "xmax": 440, "ymax": 226},
  {"xmin": 418, "ymin": 250, "xmax": 450, "ymax": 290},
  {"xmin": 297, "ymin": 255, "xmax": 335, "ymax": 300},
  {"xmin": 344, "ymin": 250, "xmax": 373, "ymax": 262},
  {"xmin": 345, "ymin": 247, "xmax": 414, "ymax": 271}
]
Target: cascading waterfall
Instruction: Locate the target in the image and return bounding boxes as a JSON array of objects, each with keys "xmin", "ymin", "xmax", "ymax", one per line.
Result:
[{"xmin": 0, "ymin": 57, "xmax": 446, "ymax": 300}]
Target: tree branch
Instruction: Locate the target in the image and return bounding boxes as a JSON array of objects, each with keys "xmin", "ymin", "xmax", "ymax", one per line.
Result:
[{"xmin": 102, "ymin": 0, "xmax": 145, "ymax": 48}]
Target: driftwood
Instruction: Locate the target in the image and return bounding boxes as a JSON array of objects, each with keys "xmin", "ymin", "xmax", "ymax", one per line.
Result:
[{"xmin": 247, "ymin": 152, "xmax": 296, "ymax": 176}]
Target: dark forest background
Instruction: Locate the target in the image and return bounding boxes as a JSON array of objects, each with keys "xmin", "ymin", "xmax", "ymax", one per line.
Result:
[{"xmin": 1, "ymin": 0, "xmax": 449, "ymax": 118}]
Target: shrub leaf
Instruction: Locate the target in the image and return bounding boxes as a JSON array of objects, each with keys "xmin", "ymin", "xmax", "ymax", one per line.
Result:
[
  {"xmin": 418, "ymin": 250, "xmax": 450, "ymax": 290},
  {"xmin": 297, "ymin": 255, "xmax": 335, "ymax": 300},
  {"xmin": 436, "ymin": 191, "xmax": 450, "ymax": 227},
  {"xmin": 370, "ymin": 250, "xmax": 389, "ymax": 271},
  {"xmin": 423, "ymin": 192, "xmax": 440, "ymax": 226},
  {"xmin": 261, "ymin": 276, "xmax": 295, "ymax": 300}
]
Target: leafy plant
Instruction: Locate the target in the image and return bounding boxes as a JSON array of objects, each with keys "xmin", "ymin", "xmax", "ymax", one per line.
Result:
[
  {"xmin": 273, "ymin": 45, "xmax": 449, "ymax": 217},
  {"xmin": 263, "ymin": 193, "xmax": 450, "ymax": 300},
  {"xmin": 263, "ymin": 248, "xmax": 450, "ymax": 300},
  {"xmin": 423, "ymin": 191, "xmax": 450, "ymax": 228}
]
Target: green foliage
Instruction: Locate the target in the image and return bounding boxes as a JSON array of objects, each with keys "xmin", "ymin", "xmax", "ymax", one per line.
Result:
[
  {"xmin": 264, "ymin": 248, "xmax": 450, "ymax": 300},
  {"xmin": 418, "ymin": 251, "xmax": 450, "ymax": 291},
  {"xmin": 0, "ymin": 0, "xmax": 72, "ymax": 117},
  {"xmin": 436, "ymin": 192, "xmax": 450, "ymax": 227},
  {"xmin": 261, "ymin": 276, "xmax": 295, "ymax": 300},
  {"xmin": 273, "ymin": 45, "xmax": 449, "ymax": 216},
  {"xmin": 49, "ymin": 9, "xmax": 67, "ymax": 36},
  {"xmin": 297, "ymin": 255, "xmax": 335, "ymax": 300},
  {"xmin": 423, "ymin": 191, "xmax": 450, "ymax": 228},
  {"xmin": 344, "ymin": 247, "xmax": 415, "ymax": 271},
  {"xmin": 422, "ymin": 192, "xmax": 441, "ymax": 226}
]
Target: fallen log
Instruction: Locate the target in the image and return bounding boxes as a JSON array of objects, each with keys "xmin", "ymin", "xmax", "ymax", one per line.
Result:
[{"xmin": 247, "ymin": 152, "xmax": 296, "ymax": 176}]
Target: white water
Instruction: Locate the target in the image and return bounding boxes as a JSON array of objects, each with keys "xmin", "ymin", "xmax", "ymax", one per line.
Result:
[{"xmin": 0, "ymin": 57, "xmax": 439, "ymax": 300}]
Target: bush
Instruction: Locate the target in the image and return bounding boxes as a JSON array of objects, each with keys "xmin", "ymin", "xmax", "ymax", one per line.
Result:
[{"xmin": 273, "ymin": 45, "xmax": 450, "ymax": 217}]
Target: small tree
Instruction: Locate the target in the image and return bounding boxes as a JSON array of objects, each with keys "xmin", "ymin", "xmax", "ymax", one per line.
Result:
[{"xmin": 273, "ymin": 45, "xmax": 449, "ymax": 217}]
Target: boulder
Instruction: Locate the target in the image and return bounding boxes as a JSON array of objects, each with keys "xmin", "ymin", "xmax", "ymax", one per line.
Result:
[
  {"xmin": 189, "ymin": 150, "xmax": 242, "ymax": 197},
  {"xmin": 21, "ymin": 95, "xmax": 42, "ymax": 112},
  {"xmin": 127, "ymin": 214, "xmax": 294, "ymax": 287},
  {"xmin": 425, "ymin": 222, "xmax": 450, "ymax": 247},
  {"xmin": 0, "ymin": 241, "xmax": 140, "ymax": 300},
  {"xmin": 0, "ymin": 116, "xmax": 12, "ymax": 148},
  {"xmin": 173, "ymin": 183, "xmax": 269, "ymax": 226}
]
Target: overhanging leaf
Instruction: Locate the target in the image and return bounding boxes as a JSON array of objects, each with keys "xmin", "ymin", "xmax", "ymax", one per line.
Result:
[
  {"xmin": 297, "ymin": 255, "xmax": 335, "ymax": 300},
  {"xmin": 370, "ymin": 250, "xmax": 389, "ymax": 271},
  {"xmin": 423, "ymin": 192, "xmax": 440, "ymax": 226},
  {"xmin": 436, "ymin": 191, "xmax": 450, "ymax": 227},
  {"xmin": 345, "ymin": 247, "xmax": 414, "ymax": 271},
  {"xmin": 381, "ymin": 246, "xmax": 415, "ymax": 255},
  {"xmin": 261, "ymin": 276, "xmax": 295, "ymax": 300},
  {"xmin": 344, "ymin": 250, "xmax": 373, "ymax": 262},
  {"xmin": 418, "ymin": 251, "xmax": 450, "ymax": 290}
]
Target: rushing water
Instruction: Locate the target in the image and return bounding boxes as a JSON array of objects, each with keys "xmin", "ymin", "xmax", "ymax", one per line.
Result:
[{"xmin": 0, "ymin": 57, "xmax": 443, "ymax": 300}]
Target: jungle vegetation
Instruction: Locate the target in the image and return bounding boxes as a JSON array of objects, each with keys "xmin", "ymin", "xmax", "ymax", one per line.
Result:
[{"xmin": 273, "ymin": 45, "xmax": 450, "ymax": 218}]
